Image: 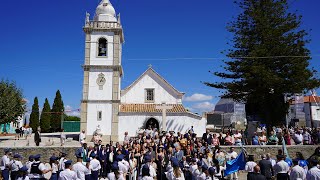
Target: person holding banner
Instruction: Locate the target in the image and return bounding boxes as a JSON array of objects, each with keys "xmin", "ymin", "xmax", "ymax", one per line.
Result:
[{"xmin": 226, "ymin": 147, "xmax": 238, "ymax": 180}]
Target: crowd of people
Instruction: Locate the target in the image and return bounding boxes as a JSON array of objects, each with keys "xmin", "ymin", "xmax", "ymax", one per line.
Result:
[
  {"xmin": 211, "ymin": 125, "xmax": 320, "ymax": 146},
  {"xmin": 14, "ymin": 127, "xmax": 33, "ymax": 140},
  {"xmin": 1, "ymin": 126, "xmax": 320, "ymax": 180}
]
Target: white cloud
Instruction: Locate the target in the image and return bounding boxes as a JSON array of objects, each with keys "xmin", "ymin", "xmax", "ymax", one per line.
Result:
[
  {"xmin": 64, "ymin": 105, "xmax": 80, "ymax": 117},
  {"xmin": 183, "ymin": 93, "xmax": 213, "ymax": 102},
  {"xmin": 192, "ymin": 102, "xmax": 215, "ymax": 112}
]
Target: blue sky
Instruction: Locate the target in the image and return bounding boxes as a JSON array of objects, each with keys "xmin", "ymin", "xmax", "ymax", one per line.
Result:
[{"xmin": 0, "ymin": 0, "xmax": 319, "ymax": 116}]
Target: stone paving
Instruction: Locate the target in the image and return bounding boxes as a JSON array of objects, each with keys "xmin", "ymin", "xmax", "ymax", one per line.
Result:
[{"xmin": 0, "ymin": 132, "xmax": 82, "ymax": 147}]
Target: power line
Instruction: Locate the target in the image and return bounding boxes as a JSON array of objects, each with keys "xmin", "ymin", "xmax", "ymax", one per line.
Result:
[{"xmin": 127, "ymin": 55, "xmax": 320, "ymax": 61}]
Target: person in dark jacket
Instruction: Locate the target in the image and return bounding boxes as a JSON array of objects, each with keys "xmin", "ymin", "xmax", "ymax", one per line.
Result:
[
  {"xmin": 258, "ymin": 154, "xmax": 274, "ymax": 180},
  {"xmin": 248, "ymin": 165, "xmax": 267, "ymax": 180},
  {"xmin": 34, "ymin": 128, "xmax": 41, "ymax": 146}
]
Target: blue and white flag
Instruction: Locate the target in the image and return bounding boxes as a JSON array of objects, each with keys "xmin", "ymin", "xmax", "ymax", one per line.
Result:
[{"xmin": 224, "ymin": 151, "xmax": 246, "ymax": 176}]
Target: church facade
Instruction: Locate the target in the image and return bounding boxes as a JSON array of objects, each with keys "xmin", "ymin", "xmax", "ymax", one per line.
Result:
[{"xmin": 81, "ymin": 0, "xmax": 206, "ymax": 142}]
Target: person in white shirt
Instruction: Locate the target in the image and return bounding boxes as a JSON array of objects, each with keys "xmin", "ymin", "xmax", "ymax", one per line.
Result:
[
  {"xmin": 117, "ymin": 154, "xmax": 130, "ymax": 178},
  {"xmin": 73, "ymin": 150, "xmax": 90, "ymax": 180},
  {"xmin": 165, "ymin": 157, "xmax": 185, "ymax": 180},
  {"xmin": 234, "ymin": 130, "xmax": 242, "ymax": 146},
  {"xmin": 10, "ymin": 153, "xmax": 23, "ymax": 180},
  {"xmin": 141, "ymin": 164, "xmax": 153, "ymax": 180},
  {"xmin": 227, "ymin": 147, "xmax": 238, "ymax": 180},
  {"xmin": 58, "ymin": 160, "xmax": 77, "ymax": 180},
  {"xmin": 290, "ymin": 159, "xmax": 306, "ymax": 180},
  {"xmin": 79, "ymin": 130, "xmax": 86, "ymax": 145},
  {"xmin": 108, "ymin": 162, "xmax": 125, "ymax": 180},
  {"xmin": 198, "ymin": 164, "xmax": 210, "ymax": 180},
  {"xmin": 89, "ymin": 153, "xmax": 101, "ymax": 180},
  {"xmin": 189, "ymin": 158, "xmax": 200, "ymax": 179},
  {"xmin": 306, "ymin": 159, "xmax": 320, "ymax": 180},
  {"xmin": 274, "ymin": 155, "xmax": 290, "ymax": 180},
  {"xmin": 60, "ymin": 129, "xmax": 66, "ymax": 146},
  {"xmin": 49, "ymin": 156, "xmax": 59, "ymax": 180},
  {"xmin": 25, "ymin": 155, "xmax": 34, "ymax": 174},
  {"xmin": 58, "ymin": 152, "xmax": 67, "ymax": 172},
  {"xmin": 294, "ymin": 131, "xmax": 303, "ymax": 145},
  {"xmin": 266, "ymin": 153, "xmax": 276, "ymax": 167},
  {"xmin": 16, "ymin": 166, "xmax": 30, "ymax": 180},
  {"xmin": 140, "ymin": 155, "xmax": 157, "ymax": 178},
  {"xmin": 30, "ymin": 154, "xmax": 52, "ymax": 179},
  {"xmin": 245, "ymin": 155, "xmax": 257, "ymax": 179},
  {"xmin": 0, "ymin": 148, "xmax": 12, "ymax": 180},
  {"xmin": 124, "ymin": 132, "xmax": 130, "ymax": 145}
]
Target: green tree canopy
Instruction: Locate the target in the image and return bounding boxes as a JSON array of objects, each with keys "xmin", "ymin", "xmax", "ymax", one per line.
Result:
[
  {"xmin": 0, "ymin": 80, "xmax": 25, "ymax": 126},
  {"xmin": 205, "ymin": 0, "xmax": 320, "ymax": 125},
  {"xmin": 40, "ymin": 98, "xmax": 51, "ymax": 132},
  {"xmin": 29, "ymin": 97, "xmax": 39, "ymax": 132},
  {"xmin": 51, "ymin": 90, "xmax": 64, "ymax": 131}
]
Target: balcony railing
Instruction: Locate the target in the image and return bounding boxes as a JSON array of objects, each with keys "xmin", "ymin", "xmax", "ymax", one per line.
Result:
[{"xmin": 84, "ymin": 21, "xmax": 121, "ymax": 29}]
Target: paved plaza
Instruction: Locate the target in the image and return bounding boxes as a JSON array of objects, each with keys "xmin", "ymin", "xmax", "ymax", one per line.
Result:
[{"xmin": 0, "ymin": 132, "xmax": 81, "ymax": 147}]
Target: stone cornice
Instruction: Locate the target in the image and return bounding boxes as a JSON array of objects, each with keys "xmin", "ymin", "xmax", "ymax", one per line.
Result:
[
  {"xmin": 81, "ymin": 100, "xmax": 121, "ymax": 103},
  {"xmin": 82, "ymin": 65, "xmax": 123, "ymax": 74},
  {"xmin": 83, "ymin": 22, "xmax": 124, "ymax": 43}
]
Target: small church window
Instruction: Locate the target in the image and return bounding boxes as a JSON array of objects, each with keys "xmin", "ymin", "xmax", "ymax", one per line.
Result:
[
  {"xmin": 145, "ymin": 89, "xmax": 155, "ymax": 102},
  {"xmin": 97, "ymin": 111, "xmax": 102, "ymax": 121},
  {"xmin": 98, "ymin": 38, "xmax": 107, "ymax": 57}
]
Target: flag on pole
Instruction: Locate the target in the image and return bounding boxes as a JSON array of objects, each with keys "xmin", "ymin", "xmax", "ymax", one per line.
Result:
[
  {"xmin": 224, "ymin": 151, "xmax": 246, "ymax": 176},
  {"xmin": 282, "ymin": 138, "xmax": 293, "ymax": 166}
]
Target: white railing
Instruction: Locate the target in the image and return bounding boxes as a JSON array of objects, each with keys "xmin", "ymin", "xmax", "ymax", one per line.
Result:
[{"xmin": 85, "ymin": 21, "xmax": 121, "ymax": 29}]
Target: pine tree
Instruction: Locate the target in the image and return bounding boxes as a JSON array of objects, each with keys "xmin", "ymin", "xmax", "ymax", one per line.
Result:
[
  {"xmin": 29, "ymin": 97, "xmax": 39, "ymax": 132},
  {"xmin": 205, "ymin": 0, "xmax": 320, "ymax": 125},
  {"xmin": 51, "ymin": 90, "xmax": 64, "ymax": 131},
  {"xmin": 40, "ymin": 98, "xmax": 51, "ymax": 133}
]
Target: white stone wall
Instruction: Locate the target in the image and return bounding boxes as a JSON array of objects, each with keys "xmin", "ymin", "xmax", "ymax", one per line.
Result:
[
  {"xmin": 88, "ymin": 69, "xmax": 113, "ymax": 100},
  {"xmin": 121, "ymin": 72, "xmax": 181, "ymax": 104},
  {"xmin": 118, "ymin": 114, "xmax": 206, "ymax": 140},
  {"xmin": 90, "ymin": 32, "xmax": 115, "ymax": 66},
  {"xmin": 87, "ymin": 103, "xmax": 112, "ymax": 135}
]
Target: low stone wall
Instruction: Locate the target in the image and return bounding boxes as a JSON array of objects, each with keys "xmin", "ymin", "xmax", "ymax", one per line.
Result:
[{"xmin": 0, "ymin": 145, "xmax": 318, "ymax": 164}]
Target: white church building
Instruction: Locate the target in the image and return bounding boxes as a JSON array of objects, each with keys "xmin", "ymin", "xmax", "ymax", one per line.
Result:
[{"xmin": 80, "ymin": 0, "xmax": 206, "ymax": 141}]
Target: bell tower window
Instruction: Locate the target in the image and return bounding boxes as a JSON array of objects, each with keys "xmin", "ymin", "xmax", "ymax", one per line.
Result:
[{"xmin": 98, "ymin": 38, "xmax": 107, "ymax": 57}]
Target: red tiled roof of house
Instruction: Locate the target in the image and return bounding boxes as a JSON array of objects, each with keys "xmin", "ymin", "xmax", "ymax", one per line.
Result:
[
  {"xmin": 304, "ymin": 96, "xmax": 320, "ymax": 103},
  {"xmin": 119, "ymin": 104, "xmax": 187, "ymax": 113}
]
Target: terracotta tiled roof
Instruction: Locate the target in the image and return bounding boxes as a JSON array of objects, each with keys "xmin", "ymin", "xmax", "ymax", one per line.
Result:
[
  {"xmin": 290, "ymin": 96, "xmax": 320, "ymax": 104},
  {"xmin": 304, "ymin": 96, "xmax": 320, "ymax": 103},
  {"xmin": 120, "ymin": 104, "xmax": 188, "ymax": 113}
]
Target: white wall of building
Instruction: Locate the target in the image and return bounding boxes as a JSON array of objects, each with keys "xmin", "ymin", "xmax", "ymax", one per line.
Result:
[
  {"xmin": 88, "ymin": 69, "xmax": 113, "ymax": 100},
  {"xmin": 87, "ymin": 103, "xmax": 112, "ymax": 135},
  {"xmin": 304, "ymin": 103, "xmax": 320, "ymax": 127},
  {"xmin": 121, "ymin": 73, "xmax": 181, "ymax": 104},
  {"xmin": 118, "ymin": 114, "xmax": 206, "ymax": 140},
  {"xmin": 90, "ymin": 32, "xmax": 115, "ymax": 66}
]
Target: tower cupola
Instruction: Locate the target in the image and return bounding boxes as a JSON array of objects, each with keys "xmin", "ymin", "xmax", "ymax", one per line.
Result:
[{"xmin": 94, "ymin": 0, "xmax": 117, "ymax": 22}]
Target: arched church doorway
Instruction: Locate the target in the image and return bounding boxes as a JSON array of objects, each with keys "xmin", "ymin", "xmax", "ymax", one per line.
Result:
[{"xmin": 145, "ymin": 118, "xmax": 159, "ymax": 130}]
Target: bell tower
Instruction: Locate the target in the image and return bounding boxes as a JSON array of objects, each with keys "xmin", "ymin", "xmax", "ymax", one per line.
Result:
[{"xmin": 81, "ymin": 0, "xmax": 124, "ymax": 142}]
